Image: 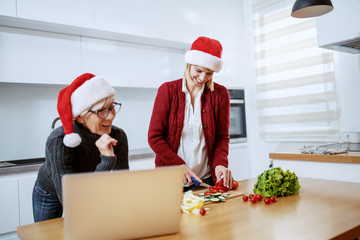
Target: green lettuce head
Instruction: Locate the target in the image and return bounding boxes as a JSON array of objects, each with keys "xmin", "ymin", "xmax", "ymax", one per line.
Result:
[{"xmin": 253, "ymin": 167, "xmax": 301, "ymax": 198}]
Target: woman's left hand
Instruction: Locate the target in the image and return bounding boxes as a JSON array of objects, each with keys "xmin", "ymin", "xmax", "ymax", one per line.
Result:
[
  {"xmin": 95, "ymin": 134, "xmax": 118, "ymax": 157},
  {"xmin": 215, "ymin": 165, "xmax": 233, "ymax": 189}
]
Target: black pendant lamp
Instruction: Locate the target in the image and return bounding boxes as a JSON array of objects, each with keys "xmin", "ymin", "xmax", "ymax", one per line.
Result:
[{"xmin": 291, "ymin": 0, "xmax": 334, "ymax": 18}]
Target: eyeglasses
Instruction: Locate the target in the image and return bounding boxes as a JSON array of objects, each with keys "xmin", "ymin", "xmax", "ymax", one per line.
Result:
[{"xmin": 88, "ymin": 102, "xmax": 122, "ymax": 119}]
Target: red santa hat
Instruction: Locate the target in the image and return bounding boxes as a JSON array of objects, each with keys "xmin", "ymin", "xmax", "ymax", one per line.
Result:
[
  {"xmin": 184, "ymin": 36, "xmax": 223, "ymax": 72},
  {"xmin": 57, "ymin": 73, "xmax": 116, "ymax": 148}
]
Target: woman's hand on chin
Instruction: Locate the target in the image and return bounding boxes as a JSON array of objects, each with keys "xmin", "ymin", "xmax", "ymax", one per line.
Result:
[{"xmin": 95, "ymin": 134, "xmax": 118, "ymax": 156}]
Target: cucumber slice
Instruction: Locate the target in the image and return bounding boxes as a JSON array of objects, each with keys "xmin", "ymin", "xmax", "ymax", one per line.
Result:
[
  {"xmin": 211, "ymin": 193, "xmax": 221, "ymax": 196},
  {"xmin": 210, "ymin": 198, "xmax": 220, "ymax": 202},
  {"xmin": 218, "ymin": 196, "xmax": 226, "ymax": 201},
  {"xmin": 222, "ymin": 193, "xmax": 230, "ymax": 198}
]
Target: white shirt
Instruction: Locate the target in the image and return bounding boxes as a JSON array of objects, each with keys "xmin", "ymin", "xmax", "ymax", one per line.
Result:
[{"xmin": 177, "ymin": 79, "xmax": 210, "ymax": 179}]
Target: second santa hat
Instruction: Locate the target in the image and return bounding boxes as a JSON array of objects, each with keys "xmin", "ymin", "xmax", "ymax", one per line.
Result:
[
  {"xmin": 57, "ymin": 73, "xmax": 116, "ymax": 148},
  {"xmin": 184, "ymin": 36, "xmax": 223, "ymax": 72}
]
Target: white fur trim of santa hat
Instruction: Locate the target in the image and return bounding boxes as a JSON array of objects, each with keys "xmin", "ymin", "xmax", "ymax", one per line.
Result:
[
  {"xmin": 185, "ymin": 50, "xmax": 223, "ymax": 73},
  {"xmin": 184, "ymin": 36, "xmax": 223, "ymax": 72},
  {"xmin": 71, "ymin": 76, "xmax": 116, "ymax": 117}
]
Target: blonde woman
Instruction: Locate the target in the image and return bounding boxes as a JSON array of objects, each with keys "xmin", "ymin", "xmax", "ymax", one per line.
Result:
[{"xmin": 148, "ymin": 36, "xmax": 233, "ymax": 191}]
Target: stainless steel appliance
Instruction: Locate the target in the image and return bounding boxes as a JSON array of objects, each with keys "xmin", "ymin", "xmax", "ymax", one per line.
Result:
[{"xmin": 228, "ymin": 89, "xmax": 247, "ymax": 143}]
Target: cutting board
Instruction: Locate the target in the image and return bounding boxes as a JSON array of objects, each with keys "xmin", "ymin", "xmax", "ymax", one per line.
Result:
[{"xmin": 192, "ymin": 187, "xmax": 244, "ymax": 203}]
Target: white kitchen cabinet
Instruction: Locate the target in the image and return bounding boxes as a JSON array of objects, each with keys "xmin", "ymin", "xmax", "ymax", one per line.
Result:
[
  {"xmin": 316, "ymin": 0, "xmax": 360, "ymax": 53},
  {"xmin": 94, "ymin": 0, "xmax": 154, "ymax": 39},
  {"xmin": 16, "ymin": 0, "xmax": 95, "ymax": 29},
  {"xmin": 94, "ymin": 0, "xmax": 201, "ymax": 44},
  {"xmin": 217, "ymin": 48, "xmax": 245, "ymax": 89},
  {"xmin": 0, "ymin": 175, "xmax": 19, "ymax": 235},
  {"xmin": 272, "ymin": 160, "xmax": 360, "ymax": 184},
  {"xmin": 200, "ymin": 0, "xmax": 244, "ymax": 51},
  {"xmin": 0, "ymin": 26, "xmax": 81, "ymax": 85},
  {"xmin": 18, "ymin": 172, "xmax": 37, "ymax": 226},
  {"xmin": 81, "ymin": 37, "xmax": 184, "ymax": 88},
  {"xmin": 0, "ymin": 232, "xmax": 19, "ymax": 240},
  {"xmin": 0, "ymin": 0, "xmax": 16, "ymax": 17},
  {"xmin": 129, "ymin": 157, "xmax": 155, "ymax": 171},
  {"xmin": 150, "ymin": 0, "xmax": 202, "ymax": 43},
  {"xmin": 228, "ymin": 143, "xmax": 251, "ymax": 181},
  {"xmin": 0, "ymin": 171, "xmax": 37, "ymax": 239}
]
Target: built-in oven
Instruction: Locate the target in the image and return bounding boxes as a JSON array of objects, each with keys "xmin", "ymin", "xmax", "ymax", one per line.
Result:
[{"xmin": 228, "ymin": 89, "xmax": 247, "ymax": 143}]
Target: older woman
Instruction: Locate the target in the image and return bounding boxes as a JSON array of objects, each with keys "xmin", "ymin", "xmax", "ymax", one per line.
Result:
[
  {"xmin": 148, "ymin": 36, "xmax": 234, "ymax": 191},
  {"xmin": 32, "ymin": 73, "xmax": 128, "ymax": 222}
]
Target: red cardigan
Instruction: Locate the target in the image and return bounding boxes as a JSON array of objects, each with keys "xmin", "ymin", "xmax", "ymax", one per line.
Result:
[{"xmin": 148, "ymin": 78, "xmax": 230, "ymax": 182}]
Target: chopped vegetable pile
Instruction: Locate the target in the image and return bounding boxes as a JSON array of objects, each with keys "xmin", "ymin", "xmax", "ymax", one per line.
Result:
[
  {"xmin": 198, "ymin": 192, "xmax": 230, "ymax": 203},
  {"xmin": 181, "ymin": 179, "xmax": 240, "ymax": 215},
  {"xmin": 181, "ymin": 190, "xmax": 205, "ymax": 214},
  {"xmin": 253, "ymin": 167, "xmax": 301, "ymax": 198}
]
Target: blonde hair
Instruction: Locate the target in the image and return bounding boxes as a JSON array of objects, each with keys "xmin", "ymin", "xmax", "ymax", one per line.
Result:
[{"xmin": 183, "ymin": 64, "xmax": 214, "ymax": 91}]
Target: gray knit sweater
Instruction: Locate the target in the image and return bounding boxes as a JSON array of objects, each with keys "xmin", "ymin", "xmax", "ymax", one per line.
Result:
[{"xmin": 36, "ymin": 121, "xmax": 129, "ymax": 204}]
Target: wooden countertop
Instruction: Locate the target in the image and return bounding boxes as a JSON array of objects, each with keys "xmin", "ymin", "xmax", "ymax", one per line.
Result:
[
  {"xmin": 269, "ymin": 149, "xmax": 360, "ymax": 164},
  {"xmin": 17, "ymin": 178, "xmax": 360, "ymax": 240}
]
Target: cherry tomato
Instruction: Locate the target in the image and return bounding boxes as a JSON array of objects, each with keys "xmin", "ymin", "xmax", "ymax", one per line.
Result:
[
  {"xmin": 221, "ymin": 185, "xmax": 230, "ymax": 192},
  {"xmin": 218, "ymin": 188, "xmax": 228, "ymax": 193},
  {"xmin": 199, "ymin": 208, "xmax": 206, "ymax": 216},
  {"xmin": 215, "ymin": 178, "xmax": 235, "ymax": 191},
  {"xmin": 255, "ymin": 194, "xmax": 263, "ymax": 201},
  {"xmin": 264, "ymin": 198, "xmax": 271, "ymax": 205},
  {"xmin": 215, "ymin": 178, "xmax": 224, "ymax": 187},
  {"xmin": 270, "ymin": 196, "xmax": 276, "ymax": 202},
  {"xmin": 249, "ymin": 194, "xmax": 254, "ymax": 199},
  {"xmin": 242, "ymin": 195, "xmax": 249, "ymax": 202},
  {"xmin": 232, "ymin": 180, "xmax": 239, "ymax": 190},
  {"xmin": 204, "ymin": 192, "xmax": 211, "ymax": 196},
  {"xmin": 250, "ymin": 197, "xmax": 257, "ymax": 204},
  {"xmin": 209, "ymin": 186, "xmax": 218, "ymax": 193}
]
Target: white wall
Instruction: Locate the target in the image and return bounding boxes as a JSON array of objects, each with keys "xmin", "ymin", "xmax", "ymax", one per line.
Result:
[{"xmin": 335, "ymin": 53, "xmax": 360, "ymax": 133}]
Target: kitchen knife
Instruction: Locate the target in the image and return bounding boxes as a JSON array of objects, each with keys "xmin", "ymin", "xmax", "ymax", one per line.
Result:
[{"xmin": 191, "ymin": 177, "xmax": 212, "ymax": 188}]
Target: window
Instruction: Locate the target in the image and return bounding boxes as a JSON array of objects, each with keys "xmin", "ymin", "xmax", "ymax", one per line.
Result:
[{"xmin": 252, "ymin": 0, "xmax": 339, "ymax": 141}]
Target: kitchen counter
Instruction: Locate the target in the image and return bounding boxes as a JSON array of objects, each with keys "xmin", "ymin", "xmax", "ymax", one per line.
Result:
[
  {"xmin": 16, "ymin": 178, "xmax": 360, "ymax": 240},
  {"xmin": 0, "ymin": 148, "xmax": 155, "ymax": 175},
  {"xmin": 269, "ymin": 149, "xmax": 360, "ymax": 164},
  {"xmin": 0, "ymin": 158, "xmax": 45, "ymax": 175}
]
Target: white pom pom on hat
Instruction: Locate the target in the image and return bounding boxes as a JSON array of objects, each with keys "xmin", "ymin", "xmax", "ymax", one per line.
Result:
[
  {"xmin": 63, "ymin": 133, "xmax": 82, "ymax": 147},
  {"xmin": 57, "ymin": 73, "xmax": 116, "ymax": 148},
  {"xmin": 184, "ymin": 36, "xmax": 223, "ymax": 72}
]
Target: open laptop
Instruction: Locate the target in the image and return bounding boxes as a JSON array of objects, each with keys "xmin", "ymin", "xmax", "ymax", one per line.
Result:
[{"xmin": 62, "ymin": 166, "xmax": 184, "ymax": 240}]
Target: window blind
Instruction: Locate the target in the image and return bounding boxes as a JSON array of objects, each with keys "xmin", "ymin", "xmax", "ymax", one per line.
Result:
[{"xmin": 252, "ymin": 0, "xmax": 339, "ymax": 141}]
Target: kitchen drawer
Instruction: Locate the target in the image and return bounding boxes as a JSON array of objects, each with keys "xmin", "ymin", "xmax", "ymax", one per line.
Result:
[
  {"xmin": 0, "ymin": 175, "xmax": 19, "ymax": 234},
  {"xmin": 18, "ymin": 172, "xmax": 37, "ymax": 226}
]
